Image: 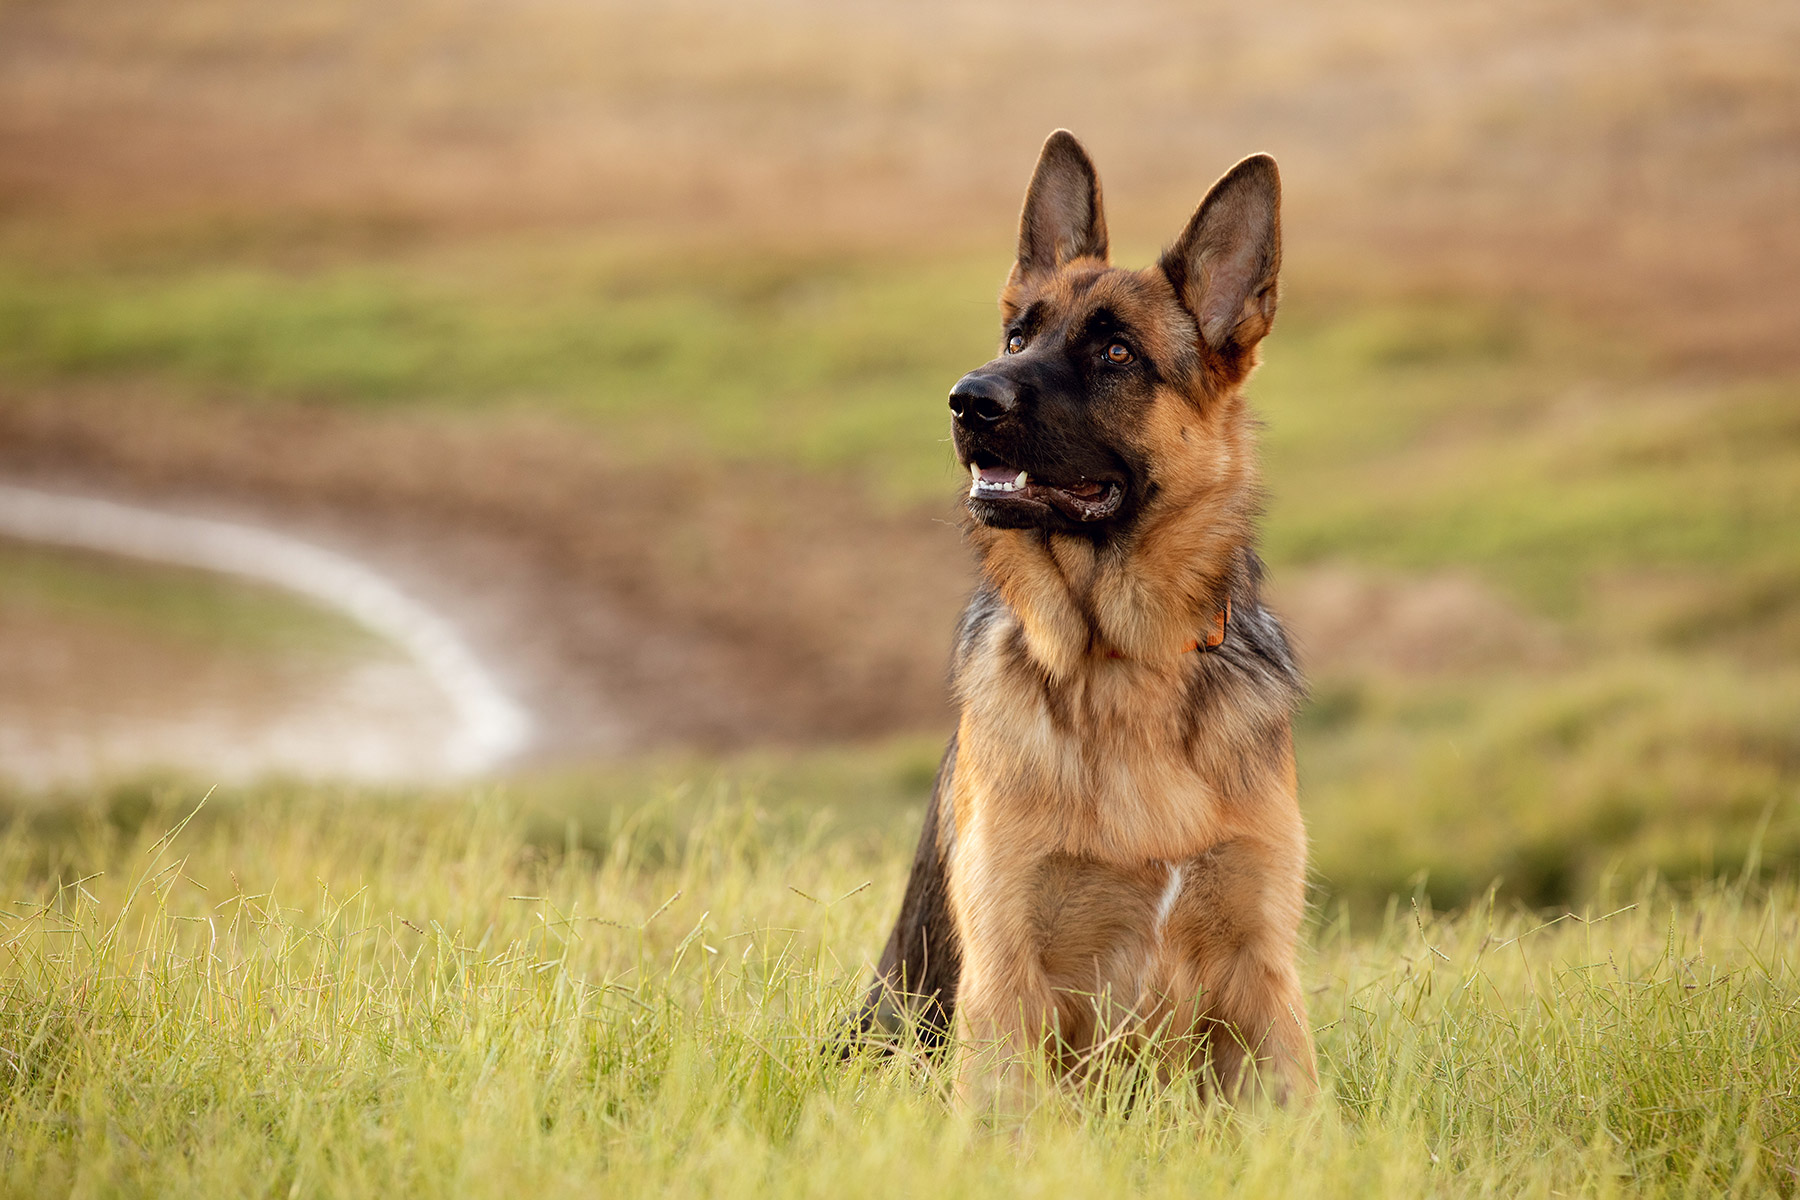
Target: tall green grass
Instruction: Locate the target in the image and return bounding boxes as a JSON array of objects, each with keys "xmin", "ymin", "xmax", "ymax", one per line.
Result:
[
  {"xmin": 1, "ymin": 788, "xmax": 1793, "ymax": 1197},
  {"xmin": 1300, "ymin": 657, "xmax": 1800, "ymax": 909}
]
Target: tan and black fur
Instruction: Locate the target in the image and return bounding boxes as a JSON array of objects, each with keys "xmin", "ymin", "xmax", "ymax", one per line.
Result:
[{"xmin": 857, "ymin": 130, "xmax": 1318, "ymax": 1110}]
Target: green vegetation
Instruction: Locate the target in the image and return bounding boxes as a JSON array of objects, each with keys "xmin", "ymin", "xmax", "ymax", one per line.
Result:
[
  {"xmin": 1257, "ymin": 315, "xmax": 1800, "ymax": 612},
  {"xmin": 0, "ymin": 788, "xmax": 1793, "ymax": 1197},
  {"xmin": 1300, "ymin": 659, "xmax": 1800, "ymax": 908},
  {"xmin": 0, "ymin": 238, "xmax": 998, "ymax": 497}
]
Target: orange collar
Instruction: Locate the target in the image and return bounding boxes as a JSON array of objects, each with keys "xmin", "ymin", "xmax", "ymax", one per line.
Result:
[{"xmin": 1107, "ymin": 598, "xmax": 1230, "ymax": 659}]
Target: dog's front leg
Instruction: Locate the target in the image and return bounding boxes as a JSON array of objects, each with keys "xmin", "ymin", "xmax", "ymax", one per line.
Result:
[
  {"xmin": 1153, "ymin": 834, "xmax": 1319, "ymax": 1106},
  {"xmin": 952, "ymin": 952, "xmax": 1060, "ymax": 1122}
]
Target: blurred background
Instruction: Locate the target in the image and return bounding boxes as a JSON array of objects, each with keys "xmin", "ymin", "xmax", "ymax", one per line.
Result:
[{"xmin": 0, "ymin": 0, "xmax": 1796, "ymax": 914}]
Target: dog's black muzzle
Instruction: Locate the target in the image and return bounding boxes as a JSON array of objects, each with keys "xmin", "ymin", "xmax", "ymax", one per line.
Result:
[
  {"xmin": 947, "ymin": 371, "xmax": 1027, "ymax": 426},
  {"xmin": 948, "ymin": 358, "xmax": 1134, "ymax": 531}
]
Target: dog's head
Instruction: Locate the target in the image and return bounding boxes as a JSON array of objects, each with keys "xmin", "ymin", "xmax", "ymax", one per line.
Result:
[{"xmin": 952, "ymin": 131, "xmax": 1281, "ymax": 540}]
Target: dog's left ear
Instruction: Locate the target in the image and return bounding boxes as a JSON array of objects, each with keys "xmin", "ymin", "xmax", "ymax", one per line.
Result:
[{"xmin": 1159, "ymin": 154, "xmax": 1282, "ymax": 362}]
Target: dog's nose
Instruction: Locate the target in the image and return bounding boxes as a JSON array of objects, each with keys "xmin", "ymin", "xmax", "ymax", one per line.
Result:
[{"xmin": 948, "ymin": 373, "xmax": 1020, "ymax": 423}]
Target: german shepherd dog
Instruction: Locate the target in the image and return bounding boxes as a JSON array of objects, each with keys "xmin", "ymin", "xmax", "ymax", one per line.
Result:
[{"xmin": 856, "ymin": 131, "xmax": 1317, "ymax": 1111}]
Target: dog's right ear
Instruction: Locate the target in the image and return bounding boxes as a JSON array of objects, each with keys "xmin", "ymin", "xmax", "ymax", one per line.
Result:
[
  {"xmin": 1159, "ymin": 154, "xmax": 1282, "ymax": 369},
  {"xmin": 1010, "ymin": 130, "xmax": 1109, "ymax": 287}
]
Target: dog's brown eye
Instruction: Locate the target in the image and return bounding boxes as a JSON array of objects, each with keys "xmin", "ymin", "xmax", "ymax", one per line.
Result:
[
  {"xmin": 1006, "ymin": 334, "xmax": 1025, "ymax": 354},
  {"xmin": 1105, "ymin": 343, "xmax": 1134, "ymax": 365}
]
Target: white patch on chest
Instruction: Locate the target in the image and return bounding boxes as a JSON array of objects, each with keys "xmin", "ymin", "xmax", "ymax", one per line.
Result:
[{"xmin": 1152, "ymin": 861, "xmax": 1184, "ymax": 942}]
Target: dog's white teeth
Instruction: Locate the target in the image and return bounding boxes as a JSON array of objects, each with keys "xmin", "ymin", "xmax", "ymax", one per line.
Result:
[
  {"xmin": 970, "ymin": 467, "xmax": 1029, "ymax": 495},
  {"xmin": 970, "ymin": 463, "xmax": 981, "ymax": 482}
]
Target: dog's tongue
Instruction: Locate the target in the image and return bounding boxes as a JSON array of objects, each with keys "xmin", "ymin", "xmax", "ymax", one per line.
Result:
[{"xmin": 978, "ymin": 465, "xmax": 1025, "ymax": 486}]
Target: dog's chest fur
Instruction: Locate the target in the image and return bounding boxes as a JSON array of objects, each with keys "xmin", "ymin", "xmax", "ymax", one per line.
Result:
[
  {"xmin": 943, "ymin": 564, "xmax": 1300, "ymax": 1011},
  {"xmin": 954, "ymin": 622, "xmax": 1230, "ymax": 862}
]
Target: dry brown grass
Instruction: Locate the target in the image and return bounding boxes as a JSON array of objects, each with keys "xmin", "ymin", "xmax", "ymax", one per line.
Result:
[{"xmin": 2, "ymin": 0, "xmax": 1797, "ymax": 364}]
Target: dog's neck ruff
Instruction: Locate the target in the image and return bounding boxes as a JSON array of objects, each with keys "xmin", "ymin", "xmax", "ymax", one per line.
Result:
[{"xmin": 1105, "ymin": 598, "xmax": 1231, "ymax": 660}]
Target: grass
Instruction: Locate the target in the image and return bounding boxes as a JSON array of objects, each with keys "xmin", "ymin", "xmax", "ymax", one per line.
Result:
[
  {"xmin": 1258, "ymin": 344, "xmax": 1800, "ymax": 615},
  {"xmin": 0, "ymin": 784, "xmax": 1794, "ymax": 1198},
  {"xmin": 0, "ymin": 236, "xmax": 1000, "ymax": 499},
  {"xmin": 1299, "ymin": 657, "xmax": 1800, "ymax": 909}
]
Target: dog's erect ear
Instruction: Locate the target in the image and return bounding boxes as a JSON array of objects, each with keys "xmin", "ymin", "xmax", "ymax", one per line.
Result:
[
  {"xmin": 1013, "ymin": 130, "xmax": 1109, "ymax": 284},
  {"xmin": 1159, "ymin": 154, "xmax": 1282, "ymax": 356}
]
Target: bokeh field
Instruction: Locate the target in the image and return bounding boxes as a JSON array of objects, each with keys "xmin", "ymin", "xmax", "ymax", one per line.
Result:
[
  {"xmin": 2, "ymin": 0, "xmax": 1797, "ymax": 1194},
  {"xmin": 4, "ymin": 229, "xmax": 1797, "ymax": 909}
]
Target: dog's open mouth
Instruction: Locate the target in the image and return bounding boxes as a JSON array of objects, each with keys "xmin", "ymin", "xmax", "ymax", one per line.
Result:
[{"xmin": 967, "ymin": 462, "xmax": 1124, "ymax": 522}]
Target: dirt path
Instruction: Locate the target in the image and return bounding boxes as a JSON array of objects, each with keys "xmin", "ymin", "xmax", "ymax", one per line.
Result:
[
  {"xmin": 0, "ymin": 388, "xmax": 1561, "ymax": 787},
  {"xmin": 0, "ymin": 387, "xmax": 975, "ymax": 768},
  {"xmin": 0, "ymin": 597, "xmax": 463, "ymax": 789},
  {"xmin": 0, "ymin": 482, "xmax": 532, "ymax": 777}
]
